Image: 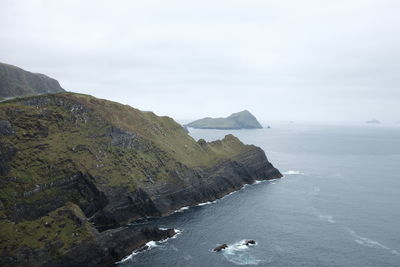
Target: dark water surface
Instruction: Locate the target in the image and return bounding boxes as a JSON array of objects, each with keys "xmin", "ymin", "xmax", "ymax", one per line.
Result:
[{"xmin": 119, "ymin": 122, "xmax": 400, "ymax": 266}]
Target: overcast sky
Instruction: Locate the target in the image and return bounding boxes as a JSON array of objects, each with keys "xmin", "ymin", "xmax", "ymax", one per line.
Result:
[{"xmin": 1, "ymin": 0, "xmax": 399, "ymax": 122}]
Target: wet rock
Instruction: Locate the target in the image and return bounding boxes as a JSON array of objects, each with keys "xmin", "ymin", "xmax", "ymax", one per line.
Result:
[
  {"xmin": 244, "ymin": 240, "xmax": 256, "ymax": 246},
  {"xmin": 135, "ymin": 245, "xmax": 149, "ymax": 253},
  {"xmin": 213, "ymin": 244, "xmax": 228, "ymax": 252}
]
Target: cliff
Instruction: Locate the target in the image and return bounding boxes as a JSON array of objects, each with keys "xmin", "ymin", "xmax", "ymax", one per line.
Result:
[
  {"xmin": 186, "ymin": 110, "xmax": 263, "ymax": 129},
  {"xmin": 0, "ymin": 62, "xmax": 65, "ymax": 98},
  {"xmin": 0, "ymin": 93, "xmax": 281, "ymax": 266}
]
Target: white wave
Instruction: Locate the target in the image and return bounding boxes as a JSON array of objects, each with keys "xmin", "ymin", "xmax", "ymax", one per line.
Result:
[
  {"xmin": 116, "ymin": 228, "xmax": 183, "ymax": 263},
  {"xmin": 173, "ymin": 178, "xmax": 274, "ymax": 214},
  {"xmin": 318, "ymin": 215, "xmax": 335, "ymax": 223},
  {"xmin": 282, "ymin": 170, "xmax": 303, "ymax": 175},
  {"xmin": 197, "ymin": 201, "xmax": 215, "ymax": 206},
  {"xmin": 184, "ymin": 254, "xmax": 193, "ymax": 260},
  {"xmin": 221, "ymin": 240, "xmax": 262, "ymax": 265},
  {"xmin": 175, "ymin": 206, "xmax": 190, "ymax": 213},
  {"xmin": 345, "ymin": 227, "xmax": 400, "ymax": 256}
]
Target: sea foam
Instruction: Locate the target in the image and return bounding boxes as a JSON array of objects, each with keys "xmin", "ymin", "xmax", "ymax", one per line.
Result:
[
  {"xmin": 221, "ymin": 240, "xmax": 263, "ymax": 265},
  {"xmin": 345, "ymin": 227, "xmax": 400, "ymax": 256},
  {"xmin": 282, "ymin": 170, "xmax": 303, "ymax": 175}
]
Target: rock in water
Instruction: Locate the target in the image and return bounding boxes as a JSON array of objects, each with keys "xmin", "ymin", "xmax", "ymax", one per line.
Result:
[
  {"xmin": 214, "ymin": 244, "xmax": 228, "ymax": 252},
  {"xmin": 186, "ymin": 110, "xmax": 263, "ymax": 129},
  {"xmin": 244, "ymin": 240, "xmax": 256, "ymax": 246}
]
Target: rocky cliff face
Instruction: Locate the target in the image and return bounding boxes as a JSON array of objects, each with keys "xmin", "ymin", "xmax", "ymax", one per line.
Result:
[
  {"xmin": 0, "ymin": 93, "xmax": 281, "ymax": 266},
  {"xmin": 0, "ymin": 62, "xmax": 65, "ymax": 98}
]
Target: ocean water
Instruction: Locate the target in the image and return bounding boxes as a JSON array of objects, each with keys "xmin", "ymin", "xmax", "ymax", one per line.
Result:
[{"xmin": 118, "ymin": 122, "xmax": 400, "ymax": 267}]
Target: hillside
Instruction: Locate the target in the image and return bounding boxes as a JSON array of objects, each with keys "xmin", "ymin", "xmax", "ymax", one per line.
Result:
[
  {"xmin": 0, "ymin": 62, "xmax": 65, "ymax": 98},
  {"xmin": 0, "ymin": 93, "xmax": 281, "ymax": 266},
  {"xmin": 186, "ymin": 110, "xmax": 263, "ymax": 129}
]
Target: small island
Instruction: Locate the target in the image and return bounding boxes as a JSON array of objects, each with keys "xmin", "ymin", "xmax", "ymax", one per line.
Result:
[
  {"xmin": 365, "ymin": 119, "xmax": 381, "ymax": 124},
  {"xmin": 186, "ymin": 110, "xmax": 263, "ymax": 129}
]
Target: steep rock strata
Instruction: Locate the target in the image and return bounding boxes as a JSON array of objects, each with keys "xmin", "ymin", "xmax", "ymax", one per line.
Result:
[{"xmin": 0, "ymin": 93, "xmax": 281, "ymax": 266}]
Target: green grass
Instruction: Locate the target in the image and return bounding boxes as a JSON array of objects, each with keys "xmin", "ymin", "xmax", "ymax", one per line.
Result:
[{"xmin": 0, "ymin": 203, "xmax": 93, "ymax": 255}]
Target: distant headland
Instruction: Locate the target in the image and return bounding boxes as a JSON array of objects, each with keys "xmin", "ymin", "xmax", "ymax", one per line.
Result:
[{"xmin": 186, "ymin": 110, "xmax": 263, "ymax": 130}]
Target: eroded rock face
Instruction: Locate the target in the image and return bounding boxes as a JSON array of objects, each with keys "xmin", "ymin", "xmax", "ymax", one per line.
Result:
[{"xmin": 45, "ymin": 226, "xmax": 176, "ymax": 267}]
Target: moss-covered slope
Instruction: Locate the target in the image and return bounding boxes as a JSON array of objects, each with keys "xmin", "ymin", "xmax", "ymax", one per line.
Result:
[{"xmin": 0, "ymin": 92, "xmax": 281, "ymax": 265}]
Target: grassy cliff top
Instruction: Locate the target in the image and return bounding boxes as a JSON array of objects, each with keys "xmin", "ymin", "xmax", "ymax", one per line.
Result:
[{"xmin": 50, "ymin": 93, "xmax": 251, "ymax": 166}]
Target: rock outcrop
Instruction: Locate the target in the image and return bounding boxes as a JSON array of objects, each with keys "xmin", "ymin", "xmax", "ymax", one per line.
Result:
[
  {"xmin": 0, "ymin": 93, "xmax": 281, "ymax": 266},
  {"xmin": 0, "ymin": 62, "xmax": 65, "ymax": 98},
  {"xmin": 186, "ymin": 110, "xmax": 263, "ymax": 129}
]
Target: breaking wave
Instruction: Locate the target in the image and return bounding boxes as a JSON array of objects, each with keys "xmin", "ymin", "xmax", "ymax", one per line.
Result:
[
  {"xmin": 282, "ymin": 170, "xmax": 303, "ymax": 175},
  {"xmin": 318, "ymin": 215, "xmax": 335, "ymax": 223},
  {"xmin": 116, "ymin": 228, "xmax": 182, "ymax": 263},
  {"xmin": 220, "ymin": 240, "xmax": 262, "ymax": 265}
]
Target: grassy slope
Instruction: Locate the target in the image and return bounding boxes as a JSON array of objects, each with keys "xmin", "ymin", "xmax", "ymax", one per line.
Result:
[{"xmin": 0, "ymin": 202, "xmax": 94, "ymax": 260}]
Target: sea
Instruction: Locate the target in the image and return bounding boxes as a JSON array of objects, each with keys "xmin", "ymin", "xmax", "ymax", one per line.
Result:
[{"xmin": 118, "ymin": 121, "xmax": 400, "ymax": 267}]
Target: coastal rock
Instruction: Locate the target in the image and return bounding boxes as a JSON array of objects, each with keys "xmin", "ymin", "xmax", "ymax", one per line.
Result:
[
  {"xmin": 213, "ymin": 244, "xmax": 228, "ymax": 252},
  {"xmin": 244, "ymin": 240, "xmax": 256, "ymax": 246}
]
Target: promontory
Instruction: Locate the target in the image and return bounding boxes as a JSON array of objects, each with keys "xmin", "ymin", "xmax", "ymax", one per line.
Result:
[{"xmin": 0, "ymin": 87, "xmax": 281, "ymax": 265}]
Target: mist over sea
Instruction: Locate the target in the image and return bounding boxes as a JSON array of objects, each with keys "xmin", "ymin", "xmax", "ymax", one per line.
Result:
[{"xmin": 119, "ymin": 122, "xmax": 400, "ymax": 266}]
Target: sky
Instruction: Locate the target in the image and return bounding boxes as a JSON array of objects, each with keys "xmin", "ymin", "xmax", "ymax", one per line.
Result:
[{"xmin": 0, "ymin": 0, "xmax": 399, "ymax": 122}]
